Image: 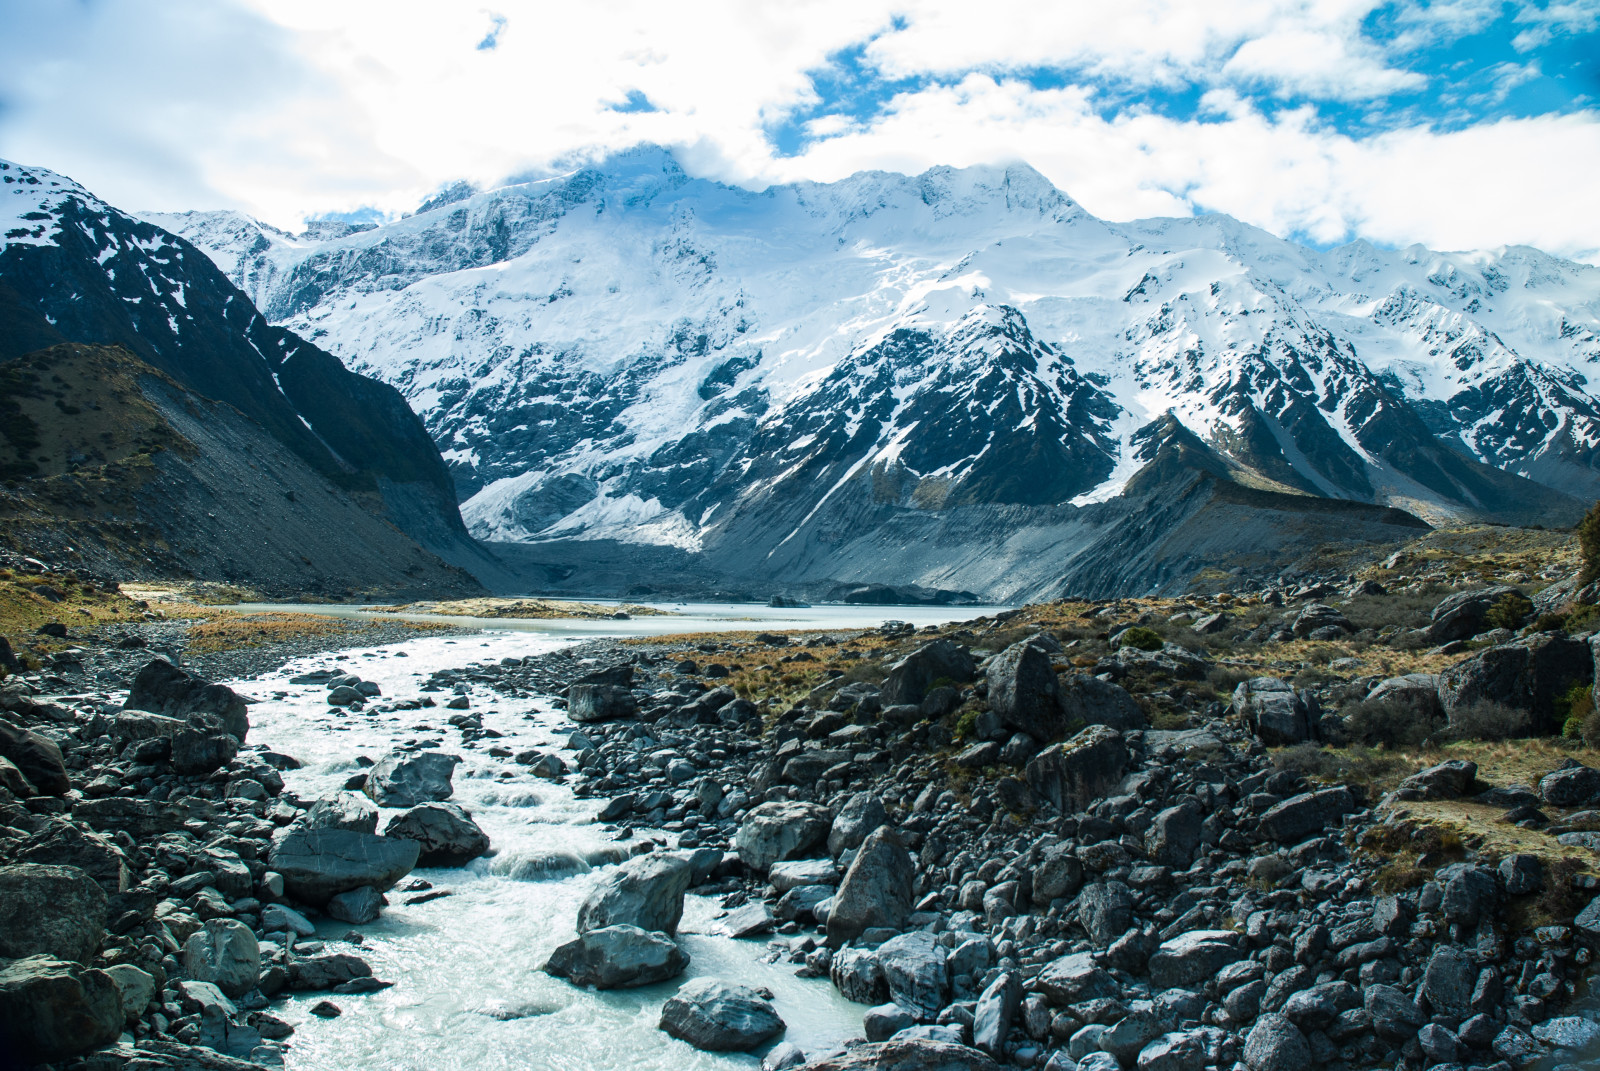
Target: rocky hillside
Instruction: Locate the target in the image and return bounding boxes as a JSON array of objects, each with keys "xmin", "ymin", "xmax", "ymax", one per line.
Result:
[
  {"xmin": 0, "ymin": 344, "xmax": 480, "ymax": 599},
  {"xmin": 0, "ymin": 160, "xmax": 505, "ymax": 588},
  {"xmin": 152, "ymin": 147, "xmax": 1591, "ymax": 599}
]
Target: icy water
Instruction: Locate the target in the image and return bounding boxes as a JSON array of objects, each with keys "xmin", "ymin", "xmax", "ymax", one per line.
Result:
[{"xmin": 227, "ymin": 605, "xmax": 996, "ymax": 1071}]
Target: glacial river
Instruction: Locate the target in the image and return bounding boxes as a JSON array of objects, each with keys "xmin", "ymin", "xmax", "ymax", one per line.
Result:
[{"xmin": 226, "ymin": 602, "xmax": 999, "ymax": 1071}]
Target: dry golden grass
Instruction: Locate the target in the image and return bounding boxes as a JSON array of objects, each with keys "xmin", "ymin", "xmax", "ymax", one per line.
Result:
[
  {"xmin": 0, "ymin": 570, "xmax": 147, "ymax": 666},
  {"xmin": 183, "ymin": 609, "xmax": 451, "ymax": 653}
]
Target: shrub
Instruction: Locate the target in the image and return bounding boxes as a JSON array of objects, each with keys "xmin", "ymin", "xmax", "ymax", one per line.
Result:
[
  {"xmin": 1580, "ymin": 499, "xmax": 1600, "ymax": 585},
  {"xmin": 1533, "ymin": 612, "xmax": 1569, "ymax": 633},
  {"xmin": 1484, "ymin": 591, "xmax": 1535, "ymax": 631},
  {"xmin": 1448, "ymin": 699, "xmax": 1530, "ymax": 742},
  {"xmin": 1113, "ymin": 626, "xmax": 1163, "ymax": 652},
  {"xmin": 1207, "ymin": 665, "xmax": 1254, "ymax": 695},
  {"xmin": 1341, "ymin": 697, "xmax": 1442, "ymax": 749},
  {"xmin": 1568, "ymin": 604, "xmax": 1600, "ymax": 632}
]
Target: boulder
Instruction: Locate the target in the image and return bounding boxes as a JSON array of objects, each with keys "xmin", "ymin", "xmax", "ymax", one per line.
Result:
[
  {"xmin": 734, "ymin": 800, "xmax": 832, "ymax": 872},
  {"xmin": 101, "ymin": 964, "xmax": 156, "ymax": 1024},
  {"xmin": 1058, "ymin": 674, "xmax": 1146, "ymax": 733},
  {"xmin": 303, "ymin": 790, "xmax": 380, "ymax": 834},
  {"xmin": 971, "ymin": 971, "xmax": 1021, "ymax": 1057},
  {"xmin": 1438, "ymin": 633, "xmax": 1592, "ymax": 734},
  {"xmin": 831, "ymin": 946, "xmax": 888, "ymax": 1004},
  {"xmin": 1077, "ymin": 880, "xmax": 1134, "ymax": 947},
  {"xmin": 1540, "ymin": 762, "xmax": 1600, "ymax": 807},
  {"xmin": 1398, "ymin": 759, "xmax": 1478, "ymax": 800},
  {"xmin": 0, "ymin": 863, "xmax": 107, "ymax": 963},
  {"xmin": 1291, "ymin": 604, "xmax": 1353, "ymax": 638},
  {"xmin": 1429, "ymin": 586, "xmax": 1521, "ymax": 643},
  {"xmin": 987, "ymin": 640, "xmax": 1062, "ymax": 739},
  {"xmin": 875, "ymin": 931, "xmax": 949, "ymax": 1020},
  {"xmin": 124, "ymin": 658, "xmax": 249, "ymax": 741},
  {"xmin": 261, "ymin": 904, "xmax": 315, "ymax": 937},
  {"xmin": 170, "ymin": 725, "xmax": 239, "ymax": 775},
  {"xmin": 568, "ymin": 684, "xmax": 639, "ymax": 723},
  {"xmin": 111, "ymin": 710, "xmax": 188, "ymax": 744},
  {"xmin": 864, "ymin": 1003, "xmax": 919, "ymax": 1042},
  {"xmin": 383, "ymin": 802, "xmax": 491, "ymax": 866},
  {"xmin": 1145, "ymin": 800, "xmax": 1204, "ymax": 868},
  {"xmin": 364, "ymin": 751, "xmax": 461, "ymax": 807},
  {"xmin": 267, "ymin": 828, "xmax": 420, "ymax": 905},
  {"xmin": 829, "ymin": 792, "xmax": 889, "ymax": 856},
  {"xmin": 326, "ymin": 885, "xmax": 384, "ymax": 924},
  {"xmin": 769, "ymin": 858, "xmax": 842, "ymax": 894},
  {"xmin": 801, "ymin": 1038, "xmax": 1000, "ymax": 1071},
  {"xmin": 1365, "ymin": 674, "xmax": 1442, "ymax": 716},
  {"xmin": 0, "ymin": 754, "xmax": 34, "ymax": 795},
  {"xmin": 1258, "ymin": 787, "xmax": 1357, "ymax": 844},
  {"xmin": 284, "ymin": 952, "xmax": 372, "ymax": 992},
  {"xmin": 1035, "ymin": 951, "xmax": 1117, "ymax": 1005},
  {"xmin": 826, "ymin": 826, "xmax": 915, "ymax": 946},
  {"xmin": 0, "ymin": 717, "xmax": 69, "ymax": 795},
  {"xmin": 880, "ymin": 640, "xmax": 975, "ymax": 707},
  {"xmin": 1148, "ymin": 930, "xmax": 1242, "ymax": 989},
  {"xmin": 1420, "ymin": 945, "xmax": 1476, "ymax": 1017},
  {"xmin": 16, "ymin": 822, "xmax": 130, "ymax": 893},
  {"xmin": 182, "ymin": 919, "xmax": 260, "ymax": 997},
  {"xmin": 659, "ymin": 978, "xmax": 785, "ymax": 1051},
  {"xmin": 544, "ymin": 924, "xmax": 688, "ymax": 989},
  {"xmin": 1025, "ymin": 726, "xmax": 1130, "ymax": 814},
  {"xmin": 1231, "ymin": 678, "xmax": 1319, "ymax": 746},
  {"xmin": 1030, "ymin": 841, "xmax": 1084, "ymax": 905},
  {"xmin": 576, "ymin": 852, "xmax": 692, "ymax": 935},
  {"xmin": 1243, "ymin": 1013, "xmax": 1311, "ymax": 1071},
  {"xmin": 0, "ymin": 955, "xmax": 123, "ymax": 1064}
]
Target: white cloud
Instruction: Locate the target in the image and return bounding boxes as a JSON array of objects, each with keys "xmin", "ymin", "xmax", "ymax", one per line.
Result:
[{"xmin": 0, "ymin": 0, "xmax": 1596, "ymax": 263}]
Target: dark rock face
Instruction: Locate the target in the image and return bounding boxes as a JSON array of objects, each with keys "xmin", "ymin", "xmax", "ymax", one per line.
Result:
[
  {"xmin": 986, "ymin": 641, "xmax": 1062, "ymax": 740},
  {"xmin": 658, "ymin": 978, "xmax": 785, "ymax": 1051},
  {"xmin": 1438, "ymin": 633, "xmax": 1593, "ymax": 733},
  {"xmin": 1398, "ymin": 759, "xmax": 1477, "ymax": 800},
  {"xmin": 0, "ymin": 864, "xmax": 108, "ymax": 964},
  {"xmin": 266, "ymin": 828, "xmax": 421, "ymax": 905},
  {"xmin": 568, "ymin": 684, "xmax": 639, "ymax": 723},
  {"xmin": 575, "ymin": 853, "xmax": 692, "ymax": 936},
  {"xmin": 0, "ymin": 717, "xmax": 69, "ymax": 795},
  {"xmin": 543, "ymin": 924, "xmax": 689, "ymax": 989},
  {"xmin": 170, "ymin": 725, "xmax": 240, "ymax": 775},
  {"xmin": 1231, "ymin": 678, "xmax": 1319, "ymax": 746},
  {"xmin": 1428, "ymin": 585, "xmax": 1522, "ymax": 642},
  {"xmin": 1025, "ymin": 726, "xmax": 1130, "ymax": 813},
  {"xmin": 383, "ymin": 802, "xmax": 491, "ymax": 866},
  {"xmin": 1058, "ymin": 675, "xmax": 1146, "ymax": 732},
  {"xmin": 0, "ymin": 955, "xmax": 124, "ymax": 1064},
  {"xmin": 826, "ymin": 827, "xmax": 916, "ymax": 946},
  {"xmin": 1258, "ymin": 787, "xmax": 1357, "ymax": 844},
  {"xmin": 880, "ymin": 640, "xmax": 976, "ymax": 707},
  {"xmin": 364, "ymin": 751, "xmax": 461, "ymax": 807},
  {"xmin": 123, "ymin": 659, "xmax": 249, "ymax": 741},
  {"xmin": 1541, "ymin": 763, "xmax": 1600, "ymax": 807},
  {"xmin": 15, "ymin": 824, "xmax": 130, "ymax": 894}
]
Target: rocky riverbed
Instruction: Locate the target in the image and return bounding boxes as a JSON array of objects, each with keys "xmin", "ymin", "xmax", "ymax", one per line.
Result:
[{"xmin": 4, "ymin": 571, "xmax": 1600, "ymax": 1071}]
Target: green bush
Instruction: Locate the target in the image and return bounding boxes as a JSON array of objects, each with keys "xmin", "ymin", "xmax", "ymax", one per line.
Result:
[
  {"xmin": 1568, "ymin": 604, "xmax": 1600, "ymax": 632},
  {"xmin": 1580, "ymin": 499, "xmax": 1600, "ymax": 585},
  {"xmin": 1484, "ymin": 591, "xmax": 1534, "ymax": 631},
  {"xmin": 1113, "ymin": 626, "xmax": 1163, "ymax": 651},
  {"xmin": 1561, "ymin": 684, "xmax": 1595, "ymax": 742},
  {"xmin": 1448, "ymin": 699, "xmax": 1530, "ymax": 741}
]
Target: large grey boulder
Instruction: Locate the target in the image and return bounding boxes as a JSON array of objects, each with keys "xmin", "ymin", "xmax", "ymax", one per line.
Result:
[
  {"xmin": 0, "ymin": 863, "xmax": 107, "ymax": 963},
  {"xmin": 1398, "ymin": 759, "xmax": 1477, "ymax": 800},
  {"xmin": 1035, "ymin": 951, "xmax": 1117, "ymax": 1005},
  {"xmin": 124, "ymin": 658, "xmax": 249, "ymax": 741},
  {"xmin": 829, "ymin": 792, "xmax": 889, "ymax": 856},
  {"xmin": 267, "ymin": 828, "xmax": 420, "ymax": 905},
  {"xmin": 972, "ymin": 971, "xmax": 1021, "ymax": 1057},
  {"xmin": 1438, "ymin": 633, "xmax": 1592, "ymax": 734},
  {"xmin": 1365, "ymin": 674, "xmax": 1442, "ymax": 716},
  {"xmin": 170, "ymin": 724, "xmax": 239, "ymax": 775},
  {"xmin": 0, "ymin": 717, "xmax": 69, "ymax": 795},
  {"xmin": 1541, "ymin": 762, "xmax": 1600, "ymax": 807},
  {"xmin": 568, "ymin": 684, "xmax": 638, "ymax": 723},
  {"xmin": 1420, "ymin": 945, "xmax": 1476, "ymax": 1017},
  {"xmin": 16, "ymin": 822, "xmax": 130, "ymax": 893},
  {"xmin": 1258, "ymin": 787, "xmax": 1357, "ymax": 844},
  {"xmin": 1058, "ymin": 674, "xmax": 1146, "ymax": 732},
  {"xmin": 1145, "ymin": 800, "xmax": 1205, "ymax": 868},
  {"xmin": 1291, "ymin": 603, "xmax": 1353, "ymax": 638},
  {"xmin": 876, "ymin": 931, "xmax": 949, "ymax": 1020},
  {"xmin": 1429, "ymin": 586, "xmax": 1521, "ymax": 642},
  {"xmin": 576, "ymin": 852, "xmax": 692, "ymax": 935},
  {"xmin": 769, "ymin": 858, "xmax": 841, "ymax": 894},
  {"xmin": 1148, "ymin": 930, "xmax": 1242, "ymax": 989},
  {"xmin": 364, "ymin": 751, "xmax": 461, "ymax": 807},
  {"xmin": 987, "ymin": 640, "xmax": 1062, "ymax": 740},
  {"xmin": 659, "ymin": 978, "xmax": 785, "ymax": 1051},
  {"xmin": 802, "ymin": 1038, "xmax": 1000, "ymax": 1071},
  {"xmin": 1231, "ymin": 678, "xmax": 1319, "ymax": 746},
  {"xmin": 734, "ymin": 800, "xmax": 832, "ymax": 872},
  {"xmin": 827, "ymin": 826, "xmax": 915, "ymax": 946},
  {"xmin": 831, "ymin": 946, "xmax": 889, "ymax": 1004},
  {"xmin": 0, "ymin": 955, "xmax": 124, "ymax": 1064},
  {"xmin": 880, "ymin": 640, "xmax": 975, "ymax": 707},
  {"xmin": 182, "ymin": 919, "xmax": 260, "ymax": 997},
  {"xmin": 303, "ymin": 790, "xmax": 380, "ymax": 834},
  {"xmin": 1243, "ymin": 1013, "xmax": 1312, "ymax": 1071},
  {"xmin": 1025, "ymin": 726, "xmax": 1130, "ymax": 814},
  {"xmin": 1077, "ymin": 880, "xmax": 1134, "ymax": 947},
  {"xmin": 1030, "ymin": 841, "xmax": 1085, "ymax": 905},
  {"xmin": 383, "ymin": 802, "xmax": 491, "ymax": 866},
  {"xmin": 543, "ymin": 924, "xmax": 689, "ymax": 989},
  {"xmin": 101, "ymin": 964, "xmax": 156, "ymax": 1024},
  {"xmin": 326, "ymin": 885, "xmax": 384, "ymax": 924}
]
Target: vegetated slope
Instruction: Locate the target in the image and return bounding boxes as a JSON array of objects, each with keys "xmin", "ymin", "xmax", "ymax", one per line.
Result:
[
  {"xmin": 154, "ymin": 148, "xmax": 1590, "ymax": 598},
  {"xmin": 0, "ymin": 344, "xmax": 481, "ymax": 597},
  {"xmin": 0, "ymin": 159, "xmax": 508, "ymax": 587}
]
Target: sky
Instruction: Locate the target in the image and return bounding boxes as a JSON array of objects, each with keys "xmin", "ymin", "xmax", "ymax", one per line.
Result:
[{"xmin": 1, "ymin": 0, "xmax": 1598, "ymax": 260}]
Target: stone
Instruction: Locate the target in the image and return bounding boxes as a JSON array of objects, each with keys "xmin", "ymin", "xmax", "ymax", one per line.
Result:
[
  {"xmin": 1499, "ymin": 853, "xmax": 1543, "ymax": 895},
  {"xmin": 101, "ymin": 963, "xmax": 155, "ymax": 1022},
  {"xmin": 1429, "ymin": 585, "xmax": 1520, "ymax": 642},
  {"xmin": 1439, "ymin": 864, "xmax": 1498, "ymax": 926},
  {"xmin": 1420, "ymin": 944, "xmax": 1476, "ymax": 1016},
  {"xmin": 383, "ymin": 802, "xmax": 491, "ymax": 866},
  {"xmin": 734, "ymin": 800, "xmax": 832, "ymax": 872},
  {"xmin": 0, "ymin": 717, "xmax": 69, "ymax": 795},
  {"xmin": 1025, "ymin": 726, "xmax": 1130, "ymax": 814},
  {"xmin": 659, "ymin": 978, "xmax": 785, "ymax": 1051},
  {"xmin": 183, "ymin": 919, "xmax": 260, "ymax": 997},
  {"xmin": 0, "ymin": 754, "xmax": 34, "ymax": 795},
  {"xmin": 0, "ymin": 955, "xmax": 123, "ymax": 1064},
  {"xmin": 1365, "ymin": 674, "xmax": 1441, "ymax": 716},
  {"xmin": 828, "ymin": 793, "xmax": 888, "ymax": 856},
  {"xmin": 124, "ymin": 658, "xmax": 249, "ymax": 741},
  {"xmin": 1540, "ymin": 762, "xmax": 1600, "ymax": 807},
  {"xmin": 576, "ymin": 852, "xmax": 692, "ymax": 935},
  {"xmin": 1438, "ymin": 633, "xmax": 1592, "ymax": 735},
  {"xmin": 1291, "ymin": 603, "xmax": 1352, "ymax": 638},
  {"xmin": 1144, "ymin": 800, "xmax": 1204, "ymax": 868},
  {"xmin": 800, "ymin": 1038, "xmax": 1000, "ymax": 1071},
  {"xmin": 1243, "ymin": 1013, "xmax": 1311, "ymax": 1071},
  {"xmin": 880, "ymin": 640, "xmax": 976, "ymax": 707},
  {"xmin": 16, "ymin": 822, "xmax": 129, "ymax": 893},
  {"xmin": 1077, "ymin": 880, "xmax": 1135, "ymax": 947},
  {"xmin": 326, "ymin": 885, "xmax": 384, "ymax": 924},
  {"xmin": 1036, "ymin": 952, "xmax": 1117, "ymax": 1006},
  {"xmin": 876, "ymin": 931, "xmax": 949, "ymax": 1020},
  {"xmin": 1137, "ymin": 1031, "xmax": 1206, "ymax": 1071},
  {"xmin": 1031, "ymin": 841, "xmax": 1085, "ymax": 905},
  {"xmin": 775, "ymin": 884, "xmax": 833, "ymax": 922},
  {"xmin": 1147, "ymin": 930, "xmax": 1242, "ymax": 990},
  {"xmin": 1363, "ymin": 983, "xmax": 1423, "ymax": 1042},
  {"xmin": 364, "ymin": 751, "xmax": 461, "ymax": 807},
  {"xmin": 1232, "ymin": 678, "xmax": 1319, "ymax": 746},
  {"xmin": 1398, "ymin": 759, "xmax": 1477, "ymax": 800},
  {"xmin": 1258, "ymin": 786, "xmax": 1356, "ymax": 844},
  {"xmin": 864, "ymin": 1003, "xmax": 919, "ymax": 1042},
  {"xmin": 972, "ymin": 971, "xmax": 1021, "ymax": 1057},
  {"xmin": 722, "ymin": 902, "xmax": 776, "ymax": 938},
  {"xmin": 770, "ymin": 858, "xmax": 842, "ymax": 894},
  {"xmin": 326, "ymin": 685, "xmax": 363, "ymax": 707},
  {"xmin": 1417, "ymin": 1022, "xmax": 1461, "ymax": 1063},
  {"xmin": 1532, "ymin": 1015, "xmax": 1600, "ymax": 1051},
  {"xmin": 261, "ymin": 904, "xmax": 315, "ymax": 937},
  {"xmin": 987, "ymin": 640, "xmax": 1063, "ymax": 739},
  {"xmin": 827, "ymin": 826, "xmax": 915, "ymax": 946},
  {"xmin": 303, "ymin": 790, "xmax": 380, "ymax": 834},
  {"xmin": 1059, "ymin": 674, "xmax": 1146, "ymax": 732},
  {"xmin": 1491, "ymin": 1025, "xmax": 1545, "ymax": 1065},
  {"xmin": 543, "ymin": 924, "xmax": 689, "ymax": 988},
  {"xmin": 831, "ymin": 946, "xmax": 888, "ymax": 1004},
  {"xmin": 267, "ymin": 828, "xmax": 420, "ymax": 905},
  {"xmin": 285, "ymin": 952, "xmax": 372, "ymax": 991},
  {"xmin": 0, "ymin": 863, "xmax": 107, "ymax": 964},
  {"xmin": 171, "ymin": 725, "xmax": 240, "ymax": 775},
  {"xmin": 568, "ymin": 684, "xmax": 638, "ymax": 723}
]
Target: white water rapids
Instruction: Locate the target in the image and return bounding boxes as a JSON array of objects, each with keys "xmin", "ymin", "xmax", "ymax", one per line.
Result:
[{"xmin": 224, "ymin": 603, "xmax": 997, "ymax": 1070}]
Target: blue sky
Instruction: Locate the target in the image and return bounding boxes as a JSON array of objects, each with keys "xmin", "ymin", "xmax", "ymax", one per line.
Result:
[{"xmin": 0, "ymin": 1, "xmax": 1597, "ymax": 259}]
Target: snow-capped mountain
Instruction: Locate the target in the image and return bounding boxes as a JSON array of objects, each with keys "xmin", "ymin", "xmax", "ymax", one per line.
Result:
[{"xmin": 144, "ymin": 147, "xmax": 1595, "ymax": 598}]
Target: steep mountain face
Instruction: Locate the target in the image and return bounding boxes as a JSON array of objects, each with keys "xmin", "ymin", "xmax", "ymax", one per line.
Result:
[
  {"xmin": 0, "ymin": 344, "xmax": 479, "ymax": 597},
  {"xmin": 0, "ymin": 159, "xmax": 500, "ymax": 584},
  {"xmin": 150, "ymin": 147, "xmax": 1595, "ymax": 597}
]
